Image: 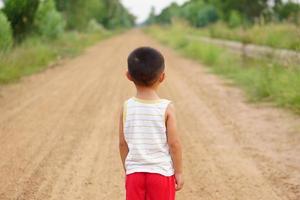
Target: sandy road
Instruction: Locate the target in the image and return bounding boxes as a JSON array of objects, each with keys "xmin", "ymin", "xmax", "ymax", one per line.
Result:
[{"xmin": 0, "ymin": 30, "xmax": 299, "ymax": 200}]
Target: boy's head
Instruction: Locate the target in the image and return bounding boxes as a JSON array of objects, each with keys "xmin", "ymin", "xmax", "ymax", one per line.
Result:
[{"xmin": 127, "ymin": 47, "xmax": 165, "ymax": 87}]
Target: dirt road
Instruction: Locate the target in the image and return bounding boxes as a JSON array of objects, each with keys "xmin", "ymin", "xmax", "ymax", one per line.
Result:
[{"xmin": 0, "ymin": 30, "xmax": 299, "ymax": 200}]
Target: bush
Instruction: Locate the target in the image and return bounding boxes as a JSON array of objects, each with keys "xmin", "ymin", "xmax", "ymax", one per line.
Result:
[
  {"xmin": 181, "ymin": 2, "xmax": 219, "ymax": 28},
  {"xmin": 0, "ymin": 11, "xmax": 13, "ymax": 51},
  {"xmin": 195, "ymin": 5, "xmax": 219, "ymax": 27},
  {"xmin": 87, "ymin": 19, "xmax": 107, "ymax": 33},
  {"xmin": 34, "ymin": 0, "xmax": 65, "ymax": 39},
  {"xmin": 228, "ymin": 10, "xmax": 243, "ymax": 28}
]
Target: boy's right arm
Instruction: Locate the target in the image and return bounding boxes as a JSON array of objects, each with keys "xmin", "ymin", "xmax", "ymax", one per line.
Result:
[
  {"xmin": 119, "ymin": 106, "xmax": 129, "ymax": 172},
  {"xmin": 166, "ymin": 103, "xmax": 184, "ymax": 191}
]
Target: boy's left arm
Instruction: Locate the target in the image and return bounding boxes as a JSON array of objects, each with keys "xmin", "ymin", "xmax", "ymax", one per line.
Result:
[{"xmin": 119, "ymin": 106, "xmax": 129, "ymax": 172}]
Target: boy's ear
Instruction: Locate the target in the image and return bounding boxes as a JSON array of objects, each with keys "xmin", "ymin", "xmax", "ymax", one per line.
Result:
[
  {"xmin": 126, "ymin": 71, "xmax": 133, "ymax": 81},
  {"xmin": 159, "ymin": 72, "xmax": 165, "ymax": 83}
]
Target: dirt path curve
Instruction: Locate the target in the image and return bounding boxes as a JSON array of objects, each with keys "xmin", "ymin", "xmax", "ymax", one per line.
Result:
[{"xmin": 0, "ymin": 30, "xmax": 299, "ymax": 200}]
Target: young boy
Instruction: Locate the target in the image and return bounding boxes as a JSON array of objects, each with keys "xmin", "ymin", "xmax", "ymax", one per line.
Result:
[{"xmin": 119, "ymin": 47, "xmax": 183, "ymax": 200}]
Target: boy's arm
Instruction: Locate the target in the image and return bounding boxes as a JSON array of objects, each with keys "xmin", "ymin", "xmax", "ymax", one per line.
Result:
[
  {"xmin": 119, "ymin": 106, "xmax": 129, "ymax": 172},
  {"xmin": 166, "ymin": 103, "xmax": 184, "ymax": 191}
]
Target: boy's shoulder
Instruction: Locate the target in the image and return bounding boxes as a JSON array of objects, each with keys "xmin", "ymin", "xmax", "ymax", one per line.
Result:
[{"xmin": 123, "ymin": 97, "xmax": 172, "ymax": 105}]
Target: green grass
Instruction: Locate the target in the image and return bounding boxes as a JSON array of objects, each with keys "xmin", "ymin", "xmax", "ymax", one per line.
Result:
[
  {"xmin": 145, "ymin": 25, "xmax": 300, "ymax": 113},
  {"xmin": 0, "ymin": 30, "xmax": 113, "ymax": 84},
  {"xmin": 192, "ymin": 22, "xmax": 300, "ymax": 51}
]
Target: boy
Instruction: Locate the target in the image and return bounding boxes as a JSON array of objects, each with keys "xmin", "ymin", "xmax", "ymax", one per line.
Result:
[{"xmin": 119, "ymin": 47, "xmax": 184, "ymax": 200}]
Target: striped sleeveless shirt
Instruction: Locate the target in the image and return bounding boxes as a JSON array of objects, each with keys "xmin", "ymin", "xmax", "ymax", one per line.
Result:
[{"xmin": 123, "ymin": 97, "xmax": 174, "ymax": 176}]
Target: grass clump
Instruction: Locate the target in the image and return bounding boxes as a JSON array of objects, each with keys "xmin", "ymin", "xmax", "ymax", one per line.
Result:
[
  {"xmin": 0, "ymin": 30, "xmax": 112, "ymax": 84},
  {"xmin": 193, "ymin": 22, "xmax": 300, "ymax": 51}
]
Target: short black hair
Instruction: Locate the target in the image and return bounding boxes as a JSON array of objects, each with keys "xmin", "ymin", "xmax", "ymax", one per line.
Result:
[{"xmin": 127, "ymin": 47, "xmax": 165, "ymax": 86}]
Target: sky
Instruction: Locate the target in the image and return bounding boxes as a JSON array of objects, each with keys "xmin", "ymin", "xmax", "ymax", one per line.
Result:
[{"xmin": 121, "ymin": 0, "xmax": 189, "ymax": 24}]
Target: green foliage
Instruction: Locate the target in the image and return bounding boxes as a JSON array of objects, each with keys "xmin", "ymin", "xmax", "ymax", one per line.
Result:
[
  {"xmin": 0, "ymin": 11, "xmax": 13, "ymax": 51},
  {"xmin": 34, "ymin": 0, "xmax": 65, "ymax": 39},
  {"xmin": 182, "ymin": 2, "xmax": 218, "ymax": 27},
  {"xmin": 0, "ymin": 0, "xmax": 130, "ymax": 84},
  {"xmin": 55, "ymin": 0, "xmax": 99, "ymax": 30},
  {"xmin": 148, "ymin": 0, "xmax": 300, "ymax": 27},
  {"xmin": 3, "ymin": 0, "xmax": 39, "ymax": 39},
  {"xmin": 155, "ymin": 3, "xmax": 182, "ymax": 24},
  {"xmin": 194, "ymin": 5, "xmax": 219, "ymax": 27},
  {"xmin": 211, "ymin": 0, "xmax": 268, "ymax": 22},
  {"xmin": 145, "ymin": 25, "xmax": 300, "ymax": 113},
  {"xmin": 104, "ymin": 0, "xmax": 135, "ymax": 28},
  {"xmin": 153, "ymin": 1, "xmax": 219, "ymax": 27},
  {"xmin": 87, "ymin": 19, "xmax": 107, "ymax": 33},
  {"xmin": 274, "ymin": 1, "xmax": 300, "ymax": 24},
  {"xmin": 146, "ymin": 6, "xmax": 156, "ymax": 25},
  {"xmin": 55, "ymin": 0, "xmax": 135, "ymax": 30},
  {"xmin": 228, "ymin": 10, "xmax": 243, "ymax": 28}
]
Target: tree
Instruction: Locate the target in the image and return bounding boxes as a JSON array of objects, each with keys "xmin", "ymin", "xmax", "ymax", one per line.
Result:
[
  {"xmin": 209, "ymin": 0, "xmax": 269, "ymax": 22},
  {"xmin": 153, "ymin": 1, "xmax": 218, "ymax": 27},
  {"xmin": 155, "ymin": 3, "xmax": 182, "ymax": 24},
  {"xmin": 146, "ymin": 6, "xmax": 156, "ymax": 24},
  {"xmin": 54, "ymin": 0, "xmax": 134, "ymax": 30},
  {"xmin": 54, "ymin": 0, "xmax": 96, "ymax": 30},
  {"xmin": 3, "ymin": 0, "xmax": 40, "ymax": 39},
  {"xmin": 274, "ymin": 0, "xmax": 300, "ymax": 23},
  {"xmin": 34, "ymin": 0, "xmax": 65, "ymax": 39},
  {"xmin": 0, "ymin": 11, "xmax": 13, "ymax": 50},
  {"xmin": 100, "ymin": 0, "xmax": 135, "ymax": 28},
  {"xmin": 180, "ymin": 1, "xmax": 219, "ymax": 27}
]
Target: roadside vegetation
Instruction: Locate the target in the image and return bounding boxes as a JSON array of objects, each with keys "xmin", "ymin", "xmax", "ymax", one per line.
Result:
[
  {"xmin": 0, "ymin": 31, "xmax": 112, "ymax": 84},
  {"xmin": 145, "ymin": 0, "xmax": 300, "ymax": 113},
  {"xmin": 0, "ymin": 0, "xmax": 134, "ymax": 84},
  {"xmin": 145, "ymin": 24, "xmax": 300, "ymax": 113},
  {"xmin": 146, "ymin": 0, "xmax": 300, "ymax": 51},
  {"xmin": 191, "ymin": 22, "xmax": 300, "ymax": 51}
]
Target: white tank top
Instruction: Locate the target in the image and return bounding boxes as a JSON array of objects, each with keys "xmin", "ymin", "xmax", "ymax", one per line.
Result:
[{"xmin": 123, "ymin": 97, "xmax": 174, "ymax": 176}]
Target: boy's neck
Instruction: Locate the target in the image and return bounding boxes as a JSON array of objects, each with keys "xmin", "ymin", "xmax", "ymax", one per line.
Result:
[{"xmin": 135, "ymin": 85, "xmax": 160, "ymax": 100}]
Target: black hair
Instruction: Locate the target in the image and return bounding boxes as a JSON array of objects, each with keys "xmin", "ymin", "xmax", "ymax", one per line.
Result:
[{"xmin": 127, "ymin": 47, "xmax": 165, "ymax": 86}]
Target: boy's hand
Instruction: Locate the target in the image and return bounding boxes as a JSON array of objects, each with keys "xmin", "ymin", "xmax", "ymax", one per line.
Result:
[{"xmin": 175, "ymin": 173, "xmax": 184, "ymax": 191}]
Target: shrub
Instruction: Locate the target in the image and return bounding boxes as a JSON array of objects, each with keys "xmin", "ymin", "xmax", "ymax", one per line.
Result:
[
  {"xmin": 195, "ymin": 5, "xmax": 219, "ymax": 27},
  {"xmin": 0, "ymin": 11, "xmax": 13, "ymax": 51},
  {"xmin": 228, "ymin": 10, "xmax": 243, "ymax": 28},
  {"xmin": 184, "ymin": 3, "xmax": 219, "ymax": 27},
  {"xmin": 34, "ymin": 0, "xmax": 65, "ymax": 39},
  {"xmin": 87, "ymin": 19, "xmax": 107, "ymax": 33}
]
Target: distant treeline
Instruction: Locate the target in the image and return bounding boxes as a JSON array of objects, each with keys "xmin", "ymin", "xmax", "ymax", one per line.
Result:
[
  {"xmin": 146, "ymin": 0, "xmax": 300, "ymax": 27},
  {"xmin": 0, "ymin": 0, "xmax": 135, "ymax": 50},
  {"xmin": 54, "ymin": 0, "xmax": 135, "ymax": 30}
]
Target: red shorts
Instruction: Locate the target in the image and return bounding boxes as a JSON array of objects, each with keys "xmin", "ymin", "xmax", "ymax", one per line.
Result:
[{"xmin": 126, "ymin": 172, "xmax": 175, "ymax": 200}]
